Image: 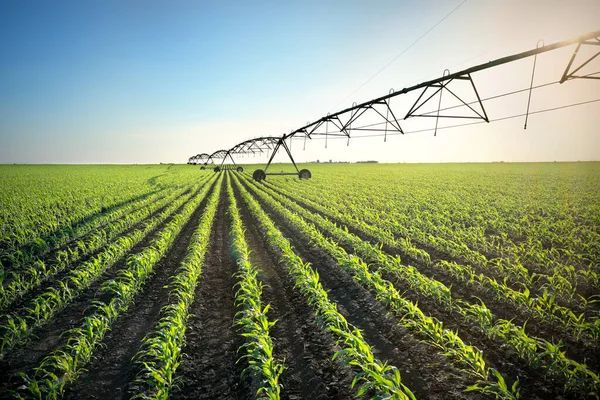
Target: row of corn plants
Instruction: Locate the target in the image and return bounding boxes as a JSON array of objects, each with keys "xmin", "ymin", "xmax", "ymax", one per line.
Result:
[
  {"xmin": 1, "ymin": 165, "xmax": 197, "ymax": 268},
  {"xmin": 0, "ymin": 177, "xmax": 214, "ymax": 358},
  {"xmin": 245, "ymin": 177, "xmax": 600, "ymax": 398},
  {"xmin": 10, "ymin": 175, "xmax": 217, "ymax": 399},
  {"xmin": 129, "ymin": 173, "xmax": 222, "ymax": 400},
  {"xmin": 226, "ymin": 173, "xmax": 284, "ymax": 400},
  {"xmin": 0, "ymin": 178, "xmax": 207, "ymax": 312},
  {"xmin": 2, "ymin": 187, "xmax": 166, "ymax": 275},
  {"xmin": 293, "ymin": 165, "xmax": 599, "ymax": 278},
  {"xmin": 232, "ymin": 173, "xmax": 416, "ymax": 399},
  {"xmin": 239, "ymin": 175, "xmax": 521, "ymax": 399},
  {"xmin": 267, "ymin": 173, "xmax": 599, "ymax": 305},
  {"xmin": 260, "ymin": 179, "xmax": 599, "ymax": 339},
  {"xmin": 260, "ymin": 179, "xmax": 600, "ymax": 344},
  {"xmin": 262, "ymin": 178, "xmax": 533, "ymax": 289}
]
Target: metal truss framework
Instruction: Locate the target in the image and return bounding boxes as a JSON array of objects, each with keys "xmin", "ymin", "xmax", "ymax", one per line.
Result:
[
  {"xmin": 188, "ymin": 153, "xmax": 213, "ymax": 165},
  {"xmin": 229, "ymin": 137, "xmax": 280, "ymax": 156},
  {"xmin": 560, "ymin": 36, "xmax": 600, "ymax": 83},
  {"xmin": 206, "ymin": 149, "xmax": 238, "ymax": 171},
  {"xmin": 206, "ymin": 137, "xmax": 304, "ymax": 175},
  {"xmin": 189, "ymin": 29, "xmax": 600, "ymax": 178}
]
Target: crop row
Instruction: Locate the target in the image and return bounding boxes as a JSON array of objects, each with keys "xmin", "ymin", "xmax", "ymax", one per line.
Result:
[
  {"xmin": 261, "ymin": 178, "xmax": 600, "ymax": 343},
  {"xmin": 10, "ymin": 174, "xmax": 217, "ymax": 399},
  {"xmin": 2, "ymin": 187, "xmax": 166, "ymax": 275},
  {"xmin": 0, "ymin": 178, "xmax": 212, "ymax": 358},
  {"xmin": 129, "ymin": 173, "xmax": 222, "ymax": 400},
  {"xmin": 0, "ymin": 178, "xmax": 207, "ymax": 312},
  {"xmin": 227, "ymin": 173, "xmax": 284, "ymax": 399},
  {"xmin": 239, "ymin": 175, "xmax": 521, "ymax": 398},
  {"xmin": 245, "ymin": 176, "xmax": 599, "ymax": 397},
  {"xmin": 269, "ymin": 171, "xmax": 599, "ymax": 305},
  {"xmin": 346, "ymin": 165, "xmax": 600, "ymax": 275},
  {"xmin": 0, "ymin": 165, "xmax": 196, "ymax": 259},
  {"xmin": 232, "ymin": 173, "xmax": 417, "ymax": 399}
]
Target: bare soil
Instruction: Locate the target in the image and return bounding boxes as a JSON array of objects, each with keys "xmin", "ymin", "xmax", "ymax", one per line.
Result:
[
  {"xmin": 234, "ymin": 184, "xmax": 354, "ymax": 400},
  {"xmin": 62, "ymin": 181, "xmax": 217, "ymax": 399},
  {"xmin": 237, "ymin": 177, "xmax": 481, "ymax": 400},
  {"xmin": 170, "ymin": 180, "xmax": 249, "ymax": 400},
  {"xmin": 2, "ymin": 172, "xmax": 594, "ymax": 400}
]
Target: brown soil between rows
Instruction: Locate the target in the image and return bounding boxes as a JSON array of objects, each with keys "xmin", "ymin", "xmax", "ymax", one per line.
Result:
[
  {"xmin": 250, "ymin": 179, "xmax": 597, "ymax": 398},
  {"xmin": 0, "ymin": 188, "xmax": 163, "ymax": 277},
  {"xmin": 0, "ymin": 184, "xmax": 209, "ymax": 397},
  {"xmin": 238, "ymin": 176, "xmax": 481, "ymax": 400},
  {"xmin": 62, "ymin": 179, "xmax": 219, "ymax": 399},
  {"xmin": 170, "ymin": 179, "xmax": 250, "ymax": 400},
  {"xmin": 261, "ymin": 180, "xmax": 597, "ymax": 305},
  {"xmin": 233, "ymin": 181, "xmax": 354, "ymax": 400},
  {"xmin": 260, "ymin": 179, "xmax": 600, "ymax": 370},
  {"xmin": 2, "ymin": 186, "xmax": 194, "ymax": 316}
]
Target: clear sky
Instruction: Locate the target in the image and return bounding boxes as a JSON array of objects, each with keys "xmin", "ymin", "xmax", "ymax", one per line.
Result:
[{"xmin": 1, "ymin": 0, "xmax": 599, "ymax": 164}]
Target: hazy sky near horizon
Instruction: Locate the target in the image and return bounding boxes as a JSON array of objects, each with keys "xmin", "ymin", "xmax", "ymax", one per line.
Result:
[{"xmin": 1, "ymin": 0, "xmax": 599, "ymax": 164}]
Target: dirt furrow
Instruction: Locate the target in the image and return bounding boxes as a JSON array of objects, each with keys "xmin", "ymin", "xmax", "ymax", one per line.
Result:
[
  {"xmin": 62, "ymin": 182, "xmax": 218, "ymax": 400},
  {"xmin": 241, "ymin": 178, "xmax": 477, "ymax": 400},
  {"xmin": 233, "ymin": 185, "xmax": 354, "ymax": 400},
  {"xmin": 0, "ymin": 184, "xmax": 209, "ymax": 396},
  {"xmin": 171, "ymin": 181, "xmax": 248, "ymax": 400}
]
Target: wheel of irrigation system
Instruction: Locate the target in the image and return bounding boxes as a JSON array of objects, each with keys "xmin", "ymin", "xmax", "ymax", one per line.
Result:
[
  {"xmin": 253, "ymin": 169, "xmax": 266, "ymax": 181},
  {"xmin": 214, "ymin": 166, "xmax": 220, "ymax": 172},
  {"xmin": 200, "ymin": 166, "xmax": 206, "ymax": 170},
  {"xmin": 237, "ymin": 166, "xmax": 244, "ymax": 172},
  {"xmin": 298, "ymin": 169, "xmax": 312, "ymax": 179}
]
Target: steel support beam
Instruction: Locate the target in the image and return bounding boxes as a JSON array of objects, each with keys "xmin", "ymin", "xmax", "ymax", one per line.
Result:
[
  {"xmin": 191, "ymin": 29, "xmax": 600, "ymax": 171},
  {"xmin": 404, "ymin": 73, "xmax": 489, "ymax": 123},
  {"xmin": 264, "ymin": 137, "xmax": 300, "ymax": 173},
  {"xmin": 560, "ymin": 37, "xmax": 600, "ymax": 83}
]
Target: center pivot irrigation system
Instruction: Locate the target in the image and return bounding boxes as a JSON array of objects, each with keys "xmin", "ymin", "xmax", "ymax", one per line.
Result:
[{"xmin": 188, "ymin": 29, "xmax": 600, "ymax": 181}]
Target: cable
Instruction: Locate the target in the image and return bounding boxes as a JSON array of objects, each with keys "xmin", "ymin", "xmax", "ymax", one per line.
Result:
[
  {"xmin": 297, "ymin": 79, "xmax": 565, "ymax": 133},
  {"xmin": 291, "ymin": 98, "xmax": 600, "ymax": 140},
  {"xmin": 418, "ymin": 80, "xmax": 560, "ymax": 116},
  {"xmin": 329, "ymin": 0, "xmax": 468, "ymax": 112},
  {"xmin": 364, "ymin": 97, "xmax": 600, "ymax": 137}
]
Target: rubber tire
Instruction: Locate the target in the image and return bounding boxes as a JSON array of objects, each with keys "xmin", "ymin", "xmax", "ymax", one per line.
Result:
[
  {"xmin": 200, "ymin": 166, "xmax": 206, "ymax": 170},
  {"xmin": 214, "ymin": 166, "xmax": 220, "ymax": 172},
  {"xmin": 237, "ymin": 166, "xmax": 244, "ymax": 172},
  {"xmin": 253, "ymin": 169, "xmax": 266, "ymax": 181},
  {"xmin": 298, "ymin": 169, "xmax": 312, "ymax": 179}
]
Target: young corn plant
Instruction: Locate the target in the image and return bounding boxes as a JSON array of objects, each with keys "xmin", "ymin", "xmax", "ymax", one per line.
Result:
[
  {"xmin": 10, "ymin": 176, "xmax": 217, "ymax": 399},
  {"xmin": 227, "ymin": 174, "xmax": 284, "ymax": 399},
  {"xmin": 130, "ymin": 173, "xmax": 222, "ymax": 400},
  {"xmin": 0, "ymin": 182, "xmax": 205, "ymax": 359},
  {"xmin": 233, "ymin": 173, "xmax": 416, "ymax": 400}
]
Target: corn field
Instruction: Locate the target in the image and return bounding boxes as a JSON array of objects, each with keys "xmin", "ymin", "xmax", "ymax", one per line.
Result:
[{"xmin": 0, "ymin": 162, "xmax": 598, "ymax": 400}]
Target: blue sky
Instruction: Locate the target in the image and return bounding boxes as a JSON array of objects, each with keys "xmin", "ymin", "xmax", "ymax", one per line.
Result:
[{"xmin": 1, "ymin": 0, "xmax": 599, "ymax": 163}]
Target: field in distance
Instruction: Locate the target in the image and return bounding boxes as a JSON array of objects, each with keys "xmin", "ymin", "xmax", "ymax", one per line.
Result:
[{"xmin": 0, "ymin": 162, "xmax": 598, "ymax": 399}]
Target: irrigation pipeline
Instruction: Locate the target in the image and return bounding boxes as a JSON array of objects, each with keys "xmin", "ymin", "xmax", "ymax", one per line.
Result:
[
  {"xmin": 278, "ymin": 30, "xmax": 600, "ymax": 140},
  {"xmin": 190, "ymin": 29, "xmax": 600, "ymax": 175},
  {"xmin": 296, "ymin": 97, "xmax": 600, "ymax": 140}
]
